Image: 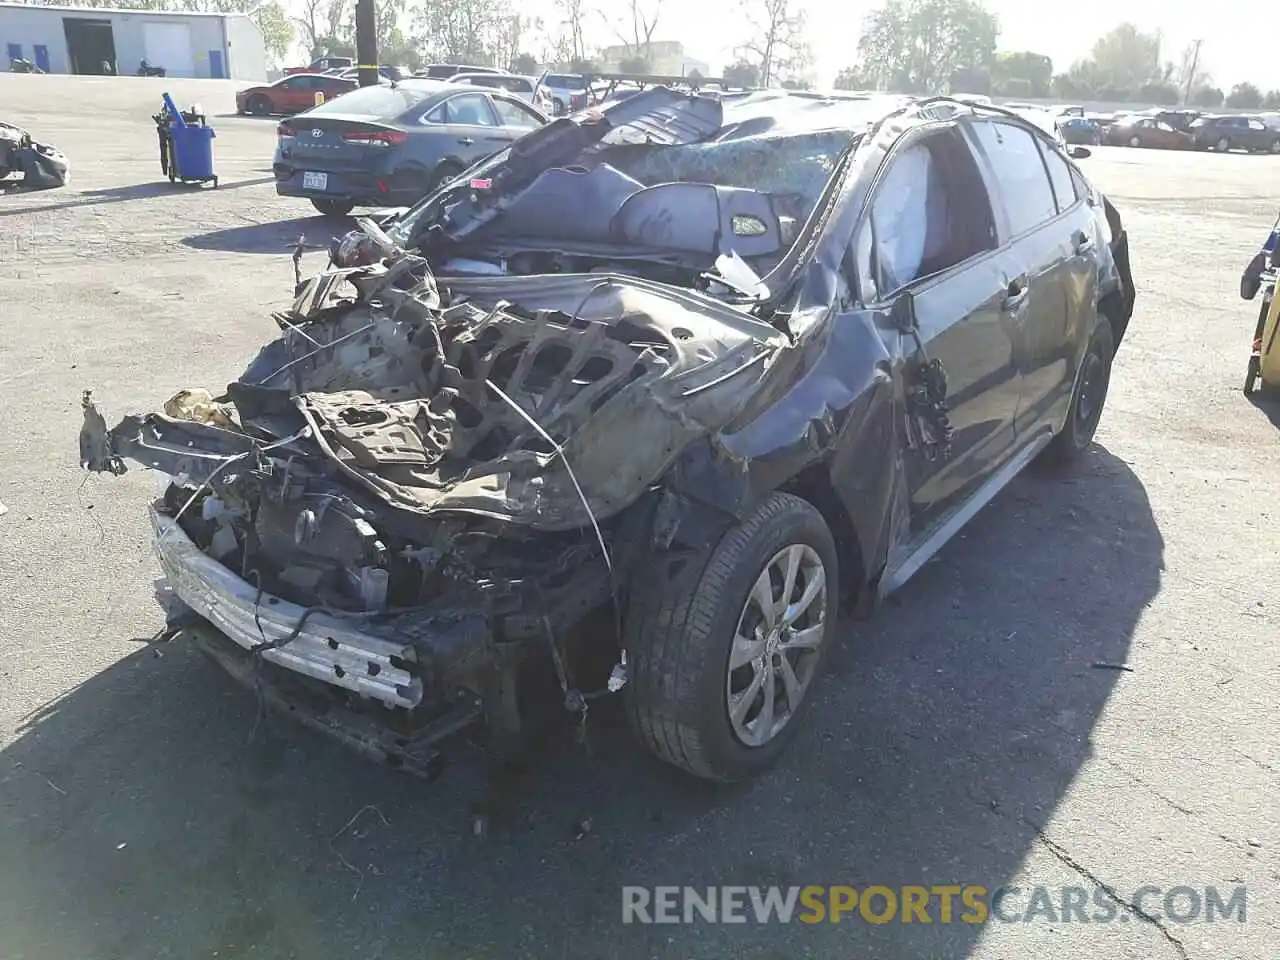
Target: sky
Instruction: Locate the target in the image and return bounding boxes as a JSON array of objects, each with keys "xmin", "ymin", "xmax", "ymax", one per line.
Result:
[
  {"xmin": 289, "ymin": 0, "xmax": 1280, "ymax": 92},
  {"xmin": 597, "ymin": 0, "xmax": 1280, "ymax": 91}
]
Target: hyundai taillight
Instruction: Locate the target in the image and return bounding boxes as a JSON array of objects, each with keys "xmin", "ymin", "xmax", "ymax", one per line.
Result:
[
  {"xmin": 341, "ymin": 130, "xmax": 408, "ymax": 146},
  {"xmin": 277, "ymin": 122, "xmax": 295, "ymax": 139}
]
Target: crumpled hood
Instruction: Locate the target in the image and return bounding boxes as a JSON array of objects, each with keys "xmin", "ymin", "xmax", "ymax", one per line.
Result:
[{"xmin": 83, "ymin": 258, "xmax": 787, "ymax": 532}]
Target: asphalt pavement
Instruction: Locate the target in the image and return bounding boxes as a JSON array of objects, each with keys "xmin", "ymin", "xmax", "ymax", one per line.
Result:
[{"xmin": 0, "ymin": 74, "xmax": 1277, "ymax": 960}]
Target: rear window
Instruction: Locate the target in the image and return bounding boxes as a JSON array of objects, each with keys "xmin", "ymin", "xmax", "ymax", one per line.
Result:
[
  {"xmin": 544, "ymin": 75, "xmax": 583, "ymax": 89},
  {"xmin": 462, "ymin": 75, "xmax": 532, "ymax": 92},
  {"xmin": 310, "ymin": 82, "xmax": 439, "ymax": 118}
]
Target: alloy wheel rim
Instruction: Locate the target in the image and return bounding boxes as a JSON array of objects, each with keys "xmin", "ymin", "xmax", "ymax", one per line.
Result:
[{"xmin": 725, "ymin": 543, "xmax": 828, "ymax": 748}]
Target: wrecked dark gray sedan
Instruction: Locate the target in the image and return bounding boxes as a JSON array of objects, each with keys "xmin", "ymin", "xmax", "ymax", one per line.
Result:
[{"xmin": 81, "ymin": 91, "xmax": 1135, "ymax": 783}]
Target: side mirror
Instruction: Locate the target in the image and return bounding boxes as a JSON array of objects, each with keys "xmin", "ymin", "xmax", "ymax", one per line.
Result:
[
  {"xmin": 1069, "ymin": 146, "xmax": 1092, "ymax": 160},
  {"xmin": 889, "ymin": 290, "xmax": 918, "ymax": 332}
]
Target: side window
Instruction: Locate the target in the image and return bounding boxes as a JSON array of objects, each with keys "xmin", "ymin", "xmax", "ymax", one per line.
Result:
[
  {"xmin": 422, "ymin": 102, "xmax": 446, "ymax": 123},
  {"xmin": 1037, "ymin": 139, "xmax": 1077, "ymax": 213},
  {"xmin": 969, "ymin": 120, "xmax": 1058, "ymax": 236},
  {"xmin": 848, "ymin": 218, "xmax": 878, "ymax": 304},
  {"xmin": 1250, "ymin": 119, "xmax": 1266, "ymax": 131},
  {"xmin": 491, "ymin": 96, "xmax": 542, "ymax": 129},
  {"xmin": 444, "ymin": 94, "xmax": 496, "ymax": 126},
  {"xmin": 279, "ymin": 76, "xmax": 302, "ymax": 90},
  {"xmin": 866, "ymin": 130, "xmax": 998, "ymax": 294}
]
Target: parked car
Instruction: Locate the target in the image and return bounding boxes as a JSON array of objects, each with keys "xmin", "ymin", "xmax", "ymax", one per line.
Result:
[
  {"xmin": 1106, "ymin": 115, "xmax": 1195, "ymax": 150},
  {"xmin": 1144, "ymin": 109, "xmax": 1200, "ymax": 133},
  {"xmin": 450, "ymin": 72, "xmax": 554, "ymax": 116},
  {"xmin": 236, "ymin": 73, "xmax": 356, "ymax": 116},
  {"xmin": 284, "ymin": 56, "xmax": 353, "ymax": 76},
  {"xmin": 273, "ymin": 78, "xmax": 548, "ymax": 216},
  {"xmin": 417, "ymin": 63, "xmax": 508, "ymax": 79},
  {"xmin": 1191, "ymin": 114, "xmax": 1280, "ymax": 153},
  {"xmin": 82, "ymin": 92, "xmax": 1134, "ymax": 784},
  {"xmin": 1057, "ymin": 116, "xmax": 1101, "ymax": 145},
  {"xmin": 541, "ymin": 73, "xmax": 589, "ymax": 115},
  {"xmin": 333, "ymin": 64, "xmax": 409, "ymax": 83}
]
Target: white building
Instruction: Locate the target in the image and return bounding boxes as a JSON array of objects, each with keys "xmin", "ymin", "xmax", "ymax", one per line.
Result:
[
  {"xmin": 0, "ymin": 3, "xmax": 266, "ymax": 79},
  {"xmin": 597, "ymin": 41, "xmax": 709, "ymax": 78}
]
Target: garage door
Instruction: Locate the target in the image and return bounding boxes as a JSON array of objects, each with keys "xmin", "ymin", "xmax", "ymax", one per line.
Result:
[{"xmin": 143, "ymin": 21, "xmax": 194, "ymax": 77}]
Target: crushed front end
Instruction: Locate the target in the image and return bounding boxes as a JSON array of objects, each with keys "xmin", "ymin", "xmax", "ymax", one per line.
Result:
[{"xmin": 80, "ymin": 239, "xmax": 784, "ymax": 772}]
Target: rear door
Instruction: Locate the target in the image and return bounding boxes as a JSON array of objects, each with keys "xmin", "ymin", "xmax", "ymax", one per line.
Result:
[
  {"xmin": 490, "ymin": 94, "xmax": 546, "ymax": 135},
  {"xmin": 276, "ymin": 76, "xmax": 317, "ymax": 112},
  {"xmin": 965, "ymin": 118, "xmax": 1085, "ymax": 439},
  {"xmin": 423, "ymin": 93, "xmax": 511, "ymax": 162}
]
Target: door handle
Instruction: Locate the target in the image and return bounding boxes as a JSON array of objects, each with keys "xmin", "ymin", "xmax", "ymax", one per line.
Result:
[
  {"xmin": 1002, "ymin": 277, "xmax": 1029, "ymax": 312},
  {"xmin": 1073, "ymin": 230, "xmax": 1095, "ymax": 254},
  {"xmin": 457, "ymin": 136, "xmax": 474, "ymax": 146}
]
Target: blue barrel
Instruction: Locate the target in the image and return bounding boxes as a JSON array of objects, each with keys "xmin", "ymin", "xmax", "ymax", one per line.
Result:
[{"xmin": 171, "ymin": 124, "xmax": 216, "ymax": 181}]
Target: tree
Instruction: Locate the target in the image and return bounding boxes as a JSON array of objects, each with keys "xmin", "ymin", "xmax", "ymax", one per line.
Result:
[
  {"xmin": 1190, "ymin": 85, "xmax": 1224, "ymax": 108},
  {"xmin": 990, "ymin": 50, "xmax": 1051, "ymax": 97},
  {"xmin": 619, "ymin": 56, "xmax": 650, "ymax": 74},
  {"xmin": 833, "ymin": 65, "xmax": 871, "ymax": 90},
  {"xmin": 1226, "ymin": 82, "xmax": 1263, "ymax": 109},
  {"xmin": 548, "ymin": 0, "xmax": 587, "ymax": 66},
  {"xmin": 723, "ymin": 59, "xmax": 760, "ymax": 88},
  {"xmin": 855, "ymin": 0, "xmax": 999, "ymax": 94},
  {"xmin": 1066, "ymin": 23, "xmax": 1165, "ymax": 99},
  {"xmin": 735, "ymin": 0, "xmax": 810, "ymax": 87},
  {"xmin": 602, "ymin": 0, "xmax": 663, "ymax": 65},
  {"xmin": 511, "ymin": 52, "xmax": 539, "ymax": 73},
  {"xmin": 1138, "ymin": 80, "xmax": 1180, "ymax": 105},
  {"xmin": 1263, "ymin": 90, "xmax": 1280, "ymax": 111},
  {"xmin": 413, "ymin": 0, "xmax": 513, "ymax": 66}
]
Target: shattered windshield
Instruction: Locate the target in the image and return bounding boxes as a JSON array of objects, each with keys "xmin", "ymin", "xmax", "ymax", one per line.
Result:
[{"xmin": 389, "ymin": 91, "xmax": 885, "ymax": 264}]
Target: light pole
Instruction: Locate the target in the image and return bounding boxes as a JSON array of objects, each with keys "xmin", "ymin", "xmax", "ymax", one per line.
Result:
[{"xmin": 355, "ymin": 0, "xmax": 378, "ymax": 87}]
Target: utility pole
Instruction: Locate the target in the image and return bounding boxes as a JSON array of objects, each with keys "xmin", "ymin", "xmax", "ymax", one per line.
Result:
[
  {"xmin": 355, "ymin": 0, "xmax": 378, "ymax": 88},
  {"xmin": 1182, "ymin": 39, "xmax": 1202, "ymax": 106}
]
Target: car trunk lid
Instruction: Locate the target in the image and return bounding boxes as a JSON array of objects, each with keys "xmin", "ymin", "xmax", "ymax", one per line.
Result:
[{"xmin": 279, "ymin": 115, "xmax": 407, "ymax": 169}]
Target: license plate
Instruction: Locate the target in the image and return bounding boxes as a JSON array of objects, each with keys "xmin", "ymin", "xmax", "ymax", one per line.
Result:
[{"xmin": 302, "ymin": 171, "xmax": 328, "ymax": 191}]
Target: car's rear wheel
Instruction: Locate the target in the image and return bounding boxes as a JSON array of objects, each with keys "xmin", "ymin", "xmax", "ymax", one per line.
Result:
[
  {"xmin": 247, "ymin": 94, "xmax": 272, "ymax": 116},
  {"xmin": 1270, "ymin": 139, "xmax": 1280, "ymax": 154},
  {"xmin": 1216, "ymin": 136, "xmax": 1232, "ymax": 153},
  {"xmin": 311, "ymin": 198, "xmax": 354, "ymax": 217},
  {"xmin": 1245, "ymin": 355, "xmax": 1261, "ymax": 394},
  {"xmin": 425, "ymin": 161, "xmax": 465, "ymax": 197},
  {"xmin": 624, "ymin": 492, "xmax": 838, "ymax": 782},
  {"xmin": 1044, "ymin": 316, "xmax": 1115, "ymax": 464},
  {"xmin": 1128, "ymin": 134, "xmax": 1141, "ymax": 148}
]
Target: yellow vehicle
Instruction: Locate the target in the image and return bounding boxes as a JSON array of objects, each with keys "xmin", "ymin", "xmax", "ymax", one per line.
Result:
[{"xmin": 1239, "ymin": 214, "xmax": 1280, "ymax": 393}]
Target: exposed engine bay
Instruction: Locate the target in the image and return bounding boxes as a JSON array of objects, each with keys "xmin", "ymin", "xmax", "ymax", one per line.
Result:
[{"xmin": 80, "ymin": 232, "xmax": 787, "ymax": 763}]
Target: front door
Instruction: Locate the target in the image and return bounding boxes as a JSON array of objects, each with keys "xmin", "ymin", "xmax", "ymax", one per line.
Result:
[{"xmin": 855, "ymin": 128, "xmax": 1024, "ymax": 537}]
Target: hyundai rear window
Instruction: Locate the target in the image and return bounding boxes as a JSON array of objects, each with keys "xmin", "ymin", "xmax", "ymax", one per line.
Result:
[{"xmin": 310, "ymin": 83, "xmax": 440, "ymax": 118}]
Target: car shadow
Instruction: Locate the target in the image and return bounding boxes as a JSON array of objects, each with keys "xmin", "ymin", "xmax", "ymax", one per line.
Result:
[
  {"xmin": 0, "ymin": 445, "xmax": 1160, "ymax": 959},
  {"xmin": 0, "ymin": 177, "xmax": 276, "ymax": 216},
  {"xmin": 182, "ymin": 215, "xmax": 352, "ymax": 254},
  {"xmin": 1246, "ymin": 387, "xmax": 1280, "ymax": 427}
]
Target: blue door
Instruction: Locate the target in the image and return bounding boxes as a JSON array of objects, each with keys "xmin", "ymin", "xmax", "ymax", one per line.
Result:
[
  {"xmin": 208, "ymin": 49, "xmax": 224, "ymax": 79},
  {"xmin": 34, "ymin": 44, "xmax": 50, "ymax": 72},
  {"xmin": 6, "ymin": 43, "xmax": 22, "ymax": 66}
]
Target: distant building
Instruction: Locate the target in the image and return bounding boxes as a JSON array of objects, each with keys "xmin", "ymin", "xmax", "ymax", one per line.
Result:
[
  {"xmin": 597, "ymin": 40, "xmax": 709, "ymax": 77},
  {"xmin": 0, "ymin": 2, "xmax": 266, "ymax": 79}
]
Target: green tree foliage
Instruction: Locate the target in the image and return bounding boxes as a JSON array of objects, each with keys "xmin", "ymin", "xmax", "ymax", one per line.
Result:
[
  {"xmin": 723, "ymin": 59, "xmax": 760, "ymax": 88},
  {"xmin": 990, "ymin": 50, "xmax": 1051, "ymax": 97},
  {"xmin": 855, "ymin": 0, "xmax": 998, "ymax": 94},
  {"xmin": 619, "ymin": 56, "xmax": 651, "ymax": 74},
  {"xmin": 1226, "ymin": 82, "xmax": 1263, "ymax": 109},
  {"xmin": 1190, "ymin": 86, "xmax": 1225, "ymax": 108},
  {"xmin": 832, "ymin": 65, "xmax": 872, "ymax": 90},
  {"xmin": 511, "ymin": 53, "xmax": 539, "ymax": 74},
  {"xmin": 1263, "ymin": 90, "xmax": 1280, "ymax": 110}
]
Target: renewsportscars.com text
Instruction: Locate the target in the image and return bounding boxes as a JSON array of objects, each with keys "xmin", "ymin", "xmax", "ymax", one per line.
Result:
[{"xmin": 621, "ymin": 885, "xmax": 1247, "ymax": 925}]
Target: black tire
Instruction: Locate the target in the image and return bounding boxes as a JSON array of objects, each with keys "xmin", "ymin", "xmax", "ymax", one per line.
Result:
[
  {"xmin": 247, "ymin": 95, "xmax": 272, "ymax": 116},
  {"xmin": 1245, "ymin": 355, "xmax": 1260, "ymax": 394},
  {"xmin": 1270, "ymin": 139, "xmax": 1280, "ymax": 155},
  {"xmin": 1216, "ymin": 136, "xmax": 1232, "ymax": 153},
  {"xmin": 1128, "ymin": 134, "xmax": 1141, "ymax": 148},
  {"xmin": 425, "ymin": 161, "xmax": 464, "ymax": 198},
  {"xmin": 624, "ymin": 492, "xmax": 839, "ymax": 782},
  {"xmin": 1044, "ymin": 316, "xmax": 1116, "ymax": 464},
  {"xmin": 310, "ymin": 198, "xmax": 354, "ymax": 216}
]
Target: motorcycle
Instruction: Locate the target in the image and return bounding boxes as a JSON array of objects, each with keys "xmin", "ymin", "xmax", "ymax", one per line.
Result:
[
  {"xmin": 9, "ymin": 57, "xmax": 43, "ymax": 74},
  {"xmin": 1239, "ymin": 211, "xmax": 1280, "ymax": 393},
  {"xmin": 137, "ymin": 60, "xmax": 167, "ymax": 77}
]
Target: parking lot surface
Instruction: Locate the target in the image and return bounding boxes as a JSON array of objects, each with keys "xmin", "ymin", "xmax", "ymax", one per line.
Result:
[{"xmin": 1, "ymin": 75, "xmax": 1278, "ymax": 960}]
